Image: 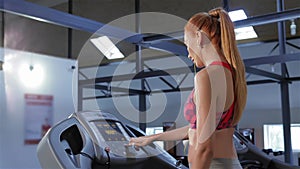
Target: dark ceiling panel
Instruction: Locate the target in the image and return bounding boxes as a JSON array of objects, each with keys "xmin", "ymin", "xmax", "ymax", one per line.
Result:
[{"xmin": 1, "ymin": 0, "xmax": 300, "ymax": 63}]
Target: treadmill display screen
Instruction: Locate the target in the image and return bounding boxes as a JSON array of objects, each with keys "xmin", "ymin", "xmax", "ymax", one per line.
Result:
[{"xmin": 94, "ymin": 121, "xmax": 127, "ymax": 141}]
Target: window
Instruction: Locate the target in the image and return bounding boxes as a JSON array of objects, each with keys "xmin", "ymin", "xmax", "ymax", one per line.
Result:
[
  {"xmin": 146, "ymin": 127, "xmax": 163, "ymax": 136},
  {"xmin": 263, "ymin": 124, "xmax": 300, "ymax": 151},
  {"xmin": 146, "ymin": 127, "xmax": 164, "ymax": 149}
]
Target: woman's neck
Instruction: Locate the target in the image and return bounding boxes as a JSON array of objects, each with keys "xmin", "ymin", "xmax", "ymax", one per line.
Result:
[{"xmin": 201, "ymin": 45, "xmax": 226, "ymax": 66}]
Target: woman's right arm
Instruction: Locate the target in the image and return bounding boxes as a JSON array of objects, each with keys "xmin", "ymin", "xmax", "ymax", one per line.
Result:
[{"xmin": 129, "ymin": 125, "xmax": 189, "ymax": 147}]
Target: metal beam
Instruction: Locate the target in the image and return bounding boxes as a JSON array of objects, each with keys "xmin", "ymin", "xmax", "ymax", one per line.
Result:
[
  {"xmin": 82, "ymin": 86, "xmax": 194, "ymax": 100},
  {"xmin": 247, "ymin": 79, "xmax": 278, "ymax": 85},
  {"xmin": 93, "ymin": 84, "xmax": 150, "ymax": 95},
  {"xmin": 234, "ymin": 8, "xmax": 300, "ymax": 28},
  {"xmin": 0, "ymin": 0, "xmax": 139, "ymax": 41},
  {"xmin": 79, "ymin": 65, "xmax": 195, "ymax": 85},
  {"xmin": 142, "ymin": 31, "xmax": 183, "ymax": 43},
  {"xmin": 286, "ymin": 42, "xmax": 300, "ymax": 50},
  {"xmin": 243, "ymin": 53, "xmax": 300, "ymax": 66},
  {"xmin": 245, "ymin": 67, "xmax": 283, "ymax": 80},
  {"xmin": 149, "ymin": 41, "xmax": 188, "ymax": 56},
  {"xmin": 83, "ymin": 93, "xmax": 139, "ymax": 100},
  {"xmin": 288, "ymin": 76, "xmax": 300, "ymax": 81}
]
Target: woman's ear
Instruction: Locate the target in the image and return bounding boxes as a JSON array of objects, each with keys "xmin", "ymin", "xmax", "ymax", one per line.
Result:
[
  {"xmin": 196, "ymin": 31, "xmax": 203, "ymax": 48},
  {"xmin": 197, "ymin": 31, "xmax": 210, "ymax": 48},
  {"xmin": 196, "ymin": 30, "xmax": 202, "ymax": 38}
]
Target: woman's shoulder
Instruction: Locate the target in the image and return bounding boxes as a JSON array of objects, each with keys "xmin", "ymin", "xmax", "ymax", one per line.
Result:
[
  {"xmin": 195, "ymin": 66, "xmax": 226, "ymax": 88},
  {"xmin": 195, "ymin": 66, "xmax": 219, "ymax": 80},
  {"xmin": 194, "ymin": 69, "xmax": 210, "ymax": 86}
]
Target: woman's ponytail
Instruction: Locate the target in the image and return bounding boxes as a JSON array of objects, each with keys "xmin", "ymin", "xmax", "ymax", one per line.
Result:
[{"xmin": 209, "ymin": 8, "xmax": 247, "ymax": 125}]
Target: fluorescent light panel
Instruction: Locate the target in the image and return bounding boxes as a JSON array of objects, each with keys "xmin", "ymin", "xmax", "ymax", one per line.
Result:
[
  {"xmin": 228, "ymin": 9, "xmax": 258, "ymax": 40},
  {"xmin": 228, "ymin": 10, "xmax": 247, "ymax": 22},
  {"xmin": 90, "ymin": 36, "xmax": 125, "ymax": 60}
]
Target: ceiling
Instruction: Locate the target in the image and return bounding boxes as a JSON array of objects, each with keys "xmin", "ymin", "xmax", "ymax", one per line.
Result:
[
  {"xmin": 25, "ymin": 0, "xmax": 300, "ymax": 40},
  {"xmin": 1, "ymin": 0, "xmax": 300, "ymax": 67}
]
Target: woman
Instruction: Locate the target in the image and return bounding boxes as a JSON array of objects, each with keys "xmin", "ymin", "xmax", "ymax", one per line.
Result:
[{"xmin": 129, "ymin": 7, "xmax": 247, "ymax": 169}]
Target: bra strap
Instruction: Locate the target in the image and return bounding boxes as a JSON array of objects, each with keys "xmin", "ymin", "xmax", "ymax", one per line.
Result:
[{"xmin": 209, "ymin": 61, "xmax": 232, "ymax": 72}]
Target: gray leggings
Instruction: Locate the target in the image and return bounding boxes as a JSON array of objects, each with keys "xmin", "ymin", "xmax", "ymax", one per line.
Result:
[
  {"xmin": 189, "ymin": 158, "xmax": 242, "ymax": 169},
  {"xmin": 210, "ymin": 158, "xmax": 242, "ymax": 169}
]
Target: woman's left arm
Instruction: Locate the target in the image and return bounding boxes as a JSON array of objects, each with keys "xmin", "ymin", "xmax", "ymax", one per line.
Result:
[{"xmin": 192, "ymin": 70, "xmax": 217, "ymax": 169}]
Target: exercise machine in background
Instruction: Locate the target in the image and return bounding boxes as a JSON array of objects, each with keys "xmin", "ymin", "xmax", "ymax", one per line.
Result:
[{"xmin": 234, "ymin": 130, "xmax": 300, "ymax": 169}]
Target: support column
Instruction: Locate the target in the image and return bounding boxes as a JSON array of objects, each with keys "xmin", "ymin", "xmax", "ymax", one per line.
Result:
[
  {"xmin": 135, "ymin": 0, "xmax": 146, "ymax": 132},
  {"xmin": 1, "ymin": 11, "xmax": 4, "ymax": 70},
  {"xmin": 222, "ymin": 0, "xmax": 229, "ymax": 11},
  {"xmin": 1, "ymin": 10, "xmax": 3, "ymax": 48},
  {"xmin": 78, "ymin": 85, "xmax": 83, "ymax": 111},
  {"xmin": 68, "ymin": 0, "xmax": 72, "ymax": 59},
  {"xmin": 277, "ymin": 0, "xmax": 293, "ymax": 164}
]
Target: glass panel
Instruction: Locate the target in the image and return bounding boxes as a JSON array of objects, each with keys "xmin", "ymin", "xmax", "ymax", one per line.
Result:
[
  {"xmin": 146, "ymin": 127, "xmax": 164, "ymax": 149},
  {"xmin": 264, "ymin": 124, "xmax": 300, "ymax": 151}
]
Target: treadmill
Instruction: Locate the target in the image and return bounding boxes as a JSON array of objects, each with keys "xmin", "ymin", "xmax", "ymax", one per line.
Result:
[
  {"xmin": 37, "ymin": 111, "xmax": 188, "ymax": 169},
  {"xmin": 234, "ymin": 130, "xmax": 300, "ymax": 169}
]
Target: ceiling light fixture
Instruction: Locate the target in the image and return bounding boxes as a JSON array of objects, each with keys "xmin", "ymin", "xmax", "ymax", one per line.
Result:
[
  {"xmin": 90, "ymin": 36, "xmax": 125, "ymax": 60},
  {"xmin": 19, "ymin": 64, "xmax": 44, "ymax": 88},
  {"xmin": 229, "ymin": 9, "xmax": 258, "ymax": 40}
]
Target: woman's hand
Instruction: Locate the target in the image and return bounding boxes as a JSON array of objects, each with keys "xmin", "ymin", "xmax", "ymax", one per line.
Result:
[
  {"xmin": 129, "ymin": 136, "xmax": 155, "ymax": 147},
  {"xmin": 128, "ymin": 125, "xmax": 189, "ymax": 148}
]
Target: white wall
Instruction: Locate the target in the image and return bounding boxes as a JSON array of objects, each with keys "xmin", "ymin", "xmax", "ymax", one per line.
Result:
[{"xmin": 0, "ymin": 48, "xmax": 77, "ymax": 169}]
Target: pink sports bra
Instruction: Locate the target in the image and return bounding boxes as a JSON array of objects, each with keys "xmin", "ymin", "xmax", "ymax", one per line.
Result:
[{"xmin": 183, "ymin": 61, "xmax": 235, "ymax": 130}]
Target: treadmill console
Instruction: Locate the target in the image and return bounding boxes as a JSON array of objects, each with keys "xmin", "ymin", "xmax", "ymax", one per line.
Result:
[
  {"xmin": 37, "ymin": 111, "xmax": 186, "ymax": 169},
  {"xmin": 73, "ymin": 111, "xmax": 148, "ymax": 160}
]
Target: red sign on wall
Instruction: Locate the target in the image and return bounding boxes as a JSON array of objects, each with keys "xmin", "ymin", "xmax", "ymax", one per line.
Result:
[{"xmin": 24, "ymin": 94, "xmax": 53, "ymax": 145}]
